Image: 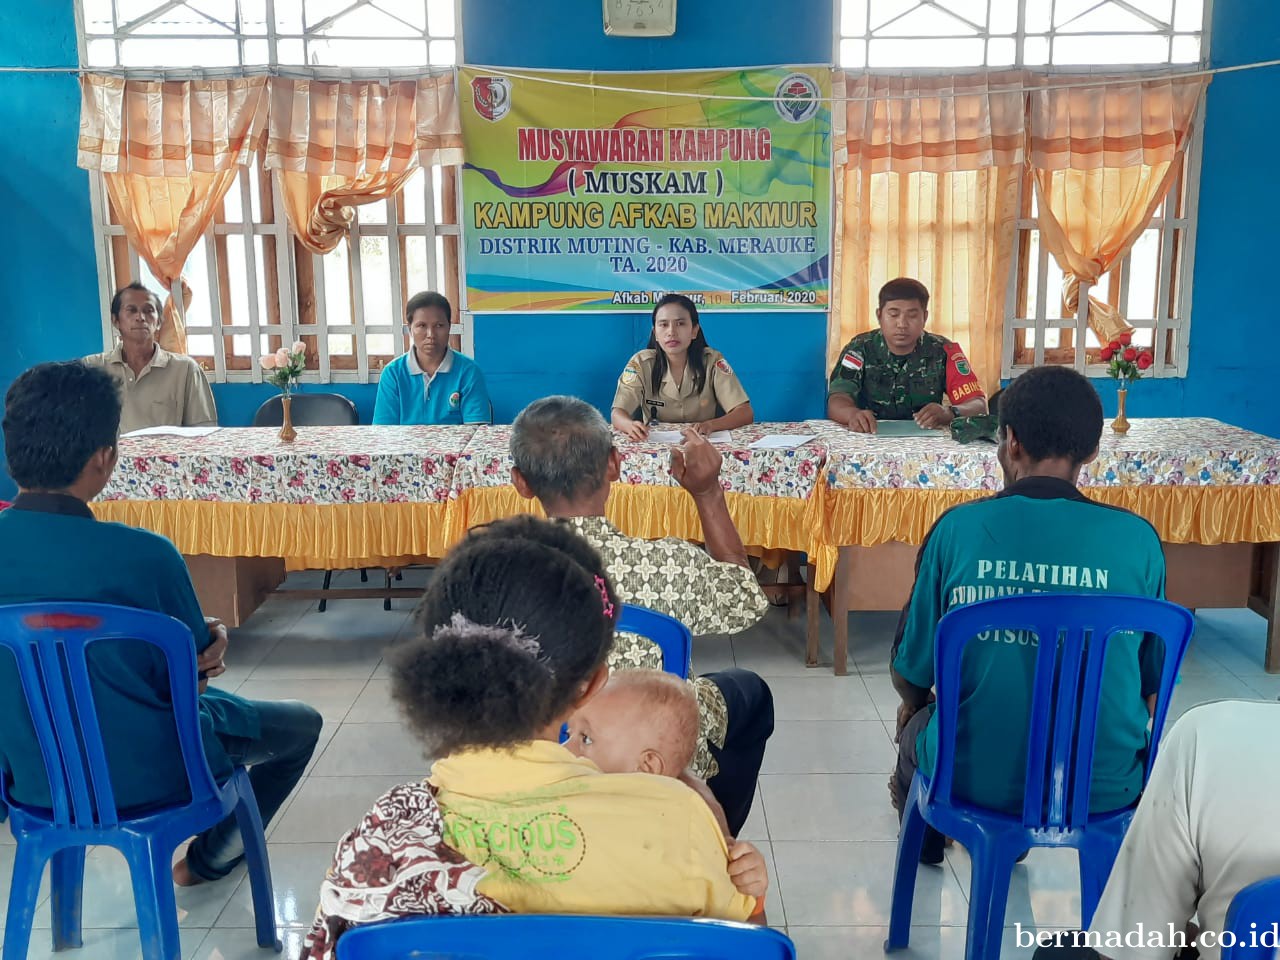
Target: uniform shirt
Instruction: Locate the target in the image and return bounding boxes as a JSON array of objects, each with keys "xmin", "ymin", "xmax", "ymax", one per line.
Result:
[
  {"xmin": 430, "ymin": 740, "xmax": 756, "ymax": 920},
  {"xmin": 612, "ymin": 348, "xmax": 749, "ymax": 424},
  {"xmin": 372, "ymin": 348, "xmax": 492, "ymax": 426},
  {"xmin": 1088, "ymin": 701, "xmax": 1280, "ymax": 960},
  {"xmin": 0, "ymin": 494, "xmax": 258, "ymax": 811},
  {"xmin": 562, "ymin": 515, "xmax": 769, "ymax": 780},
  {"xmin": 828, "ymin": 330, "xmax": 985, "ymax": 421},
  {"xmin": 893, "ymin": 476, "xmax": 1166, "ymax": 815},
  {"xmin": 85, "ymin": 343, "xmax": 217, "ymax": 434}
]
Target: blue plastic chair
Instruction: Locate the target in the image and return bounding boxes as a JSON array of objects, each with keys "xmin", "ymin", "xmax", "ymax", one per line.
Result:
[
  {"xmin": 885, "ymin": 593, "xmax": 1195, "ymax": 960},
  {"xmin": 0, "ymin": 603, "xmax": 281, "ymax": 960},
  {"xmin": 618, "ymin": 604, "xmax": 693, "ymax": 679},
  {"xmin": 335, "ymin": 915, "xmax": 797, "ymax": 960},
  {"xmin": 1222, "ymin": 875, "xmax": 1280, "ymax": 960}
]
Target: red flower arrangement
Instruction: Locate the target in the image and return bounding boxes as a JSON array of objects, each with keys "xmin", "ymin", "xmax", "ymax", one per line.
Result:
[{"xmin": 1099, "ymin": 332, "xmax": 1154, "ymax": 383}]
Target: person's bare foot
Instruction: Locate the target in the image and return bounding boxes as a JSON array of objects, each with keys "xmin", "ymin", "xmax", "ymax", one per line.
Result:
[{"xmin": 172, "ymin": 854, "xmax": 206, "ymax": 887}]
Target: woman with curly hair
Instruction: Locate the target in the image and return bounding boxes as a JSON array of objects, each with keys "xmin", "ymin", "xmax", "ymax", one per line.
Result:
[{"xmin": 302, "ymin": 517, "xmax": 762, "ymax": 959}]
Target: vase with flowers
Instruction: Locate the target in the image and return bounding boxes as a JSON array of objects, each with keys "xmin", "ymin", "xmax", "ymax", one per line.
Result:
[
  {"xmin": 260, "ymin": 341, "xmax": 308, "ymax": 442},
  {"xmin": 1099, "ymin": 332, "xmax": 1153, "ymax": 435}
]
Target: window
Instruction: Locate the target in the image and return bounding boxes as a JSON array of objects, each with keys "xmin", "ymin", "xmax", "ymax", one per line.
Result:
[
  {"xmin": 838, "ymin": 0, "xmax": 1208, "ymax": 378},
  {"xmin": 79, "ymin": 0, "xmax": 459, "ymax": 69},
  {"xmin": 837, "ymin": 0, "xmax": 1208, "ymax": 69},
  {"xmin": 78, "ymin": 0, "xmax": 465, "ymax": 383},
  {"xmin": 89, "ymin": 160, "xmax": 465, "ymax": 383},
  {"xmin": 1003, "ymin": 147, "xmax": 1198, "ymax": 378}
]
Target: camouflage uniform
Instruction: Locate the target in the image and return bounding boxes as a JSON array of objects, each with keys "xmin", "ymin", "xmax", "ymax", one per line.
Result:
[
  {"xmin": 828, "ymin": 330, "xmax": 985, "ymax": 421},
  {"xmin": 949, "ymin": 387, "xmax": 1003, "ymax": 444}
]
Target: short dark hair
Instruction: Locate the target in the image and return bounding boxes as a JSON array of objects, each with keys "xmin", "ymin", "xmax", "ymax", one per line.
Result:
[
  {"xmin": 999, "ymin": 366, "xmax": 1102, "ymax": 465},
  {"xmin": 878, "ymin": 278, "xmax": 930, "ymax": 311},
  {"xmin": 3, "ymin": 362, "xmax": 122, "ymax": 490},
  {"xmin": 405, "ymin": 290, "xmax": 451, "ymax": 325},
  {"xmin": 392, "ymin": 516, "xmax": 620, "ymax": 756},
  {"xmin": 109, "ymin": 282, "xmax": 162, "ymax": 319},
  {"xmin": 511, "ymin": 396, "xmax": 614, "ymax": 503}
]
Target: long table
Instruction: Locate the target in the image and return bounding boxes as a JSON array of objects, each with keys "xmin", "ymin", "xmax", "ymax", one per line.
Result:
[
  {"xmin": 807, "ymin": 417, "xmax": 1280, "ymax": 675},
  {"xmin": 92, "ymin": 419, "xmax": 1280, "ymax": 675}
]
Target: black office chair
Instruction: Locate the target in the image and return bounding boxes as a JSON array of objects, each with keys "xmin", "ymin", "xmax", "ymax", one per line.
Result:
[{"xmin": 252, "ymin": 393, "xmax": 362, "ymax": 612}]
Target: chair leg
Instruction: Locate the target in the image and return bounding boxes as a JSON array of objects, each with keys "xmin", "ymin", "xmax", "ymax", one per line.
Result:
[
  {"xmin": 885, "ymin": 796, "xmax": 929, "ymax": 950},
  {"xmin": 3, "ymin": 841, "xmax": 49, "ymax": 960},
  {"xmin": 50, "ymin": 846, "xmax": 86, "ymax": 950},
  {"xmin": 319, "ymin": 570, "xmax": 332, "ymax": 613},
  {"xmin": 124, "ymin": 836, "xmax": 182, "ymax": 960},
  {"xmin": 963, "ymin": 835, "xmax": 1020, "ymax": 960},
  {"xmin": 1078, "ymin": 830, "xmax": 1124, "ymax": 928},
  {"xmin": 383, "ymin": 570, "xmax": 392, "ymax": 612},
  {"xmin": 232, "ymin": 774, "xmax": 282, "ymax": 951},
  {"xmin": 359, "ymin": 568, "xmax": 368, "ymax": 583}
]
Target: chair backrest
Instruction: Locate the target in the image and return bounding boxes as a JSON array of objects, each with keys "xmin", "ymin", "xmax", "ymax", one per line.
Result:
[
  {"xmin": 929, "ymin": 593, "xmax": 1194, "ymax": 831},
  {"xmin": 617, "ymin": 604, "xmax": 692, "ymax": 678},
  {"xmin": 252, "ymin": 392, "xmax": 359, "ymax": 427},
  {"xmin": 0, "ymin": 603, "xmax": 221, "ymax": 830},
  {"xmin": 1222, "ymin": 875, "xmax": 1280, "ymax": 960},
  {"xmin": 335, "ymin": 915, "xmax": 797, "ymax": 960}
]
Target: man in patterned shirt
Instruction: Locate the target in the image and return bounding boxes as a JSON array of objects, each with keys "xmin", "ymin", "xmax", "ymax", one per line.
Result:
[
  {"xmin": 828, "ymin": 277, "xmax": 988, "ymax": 434},
  {"xmin": 509, "ymin": 395, "xmax": 773, "ymax": 836}
]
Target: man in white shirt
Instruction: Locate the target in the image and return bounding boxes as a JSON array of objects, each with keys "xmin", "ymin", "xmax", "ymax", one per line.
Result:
[
  {"xmin": 85, "ymin": 283, "xmax": 217, "ymax": 434},
  {"xmin": 1035, "ymin": 699, "xmax": 1280, "ymax": 960}
]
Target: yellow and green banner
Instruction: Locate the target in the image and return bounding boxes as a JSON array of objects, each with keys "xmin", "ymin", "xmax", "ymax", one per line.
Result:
[{"xmin": 459, "ymin": 67, "xmax": 832, "ymax": 312}]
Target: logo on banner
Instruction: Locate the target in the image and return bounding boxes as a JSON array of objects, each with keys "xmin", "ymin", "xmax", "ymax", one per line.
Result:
[
  {"xmin": 472, "ymin": 76, "xmax": 511, "ymax": 122},
  {"xmin": 774, "ymin": 73, "xmax": 820, "ymax": 123}
]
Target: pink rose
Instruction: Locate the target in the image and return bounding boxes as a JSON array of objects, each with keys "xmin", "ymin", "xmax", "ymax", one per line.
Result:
[
  {"xmin": 275, "ymin": 347, "xmax": 291, "ymax": 365},
  {"xmin": 291, "ymin": 340, "xmax": 307, "ymax": 356},
  {"xmin": 421, "ymin": 459, "xmax": 437, "ymax": 475},
  {"xmin": 327, "ymin": 461, "xmax": 342, "ymax": 477},
  {"xmin": 134, "ymin": 458, "xmax": 150, "ymax": 473},
  {"xmin": 231, "ymin": 458, "xmax": 247, "ymax": 476},
  {"xmin": 260, "ymin": 354, "xmax": 277, "ymax": 370},
  {"xmin": 341, "ymin": 487, "xmax": 357, "ymax": 502}
]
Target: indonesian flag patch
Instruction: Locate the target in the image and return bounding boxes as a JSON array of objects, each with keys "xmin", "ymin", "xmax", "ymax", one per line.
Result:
[
  {"xmin": 841, "ymin": 351, "xmax": 864, "ymax": 371},
  {"xmin": 716, "ymin": 358, "xmax": 733, "ymax": 375}
]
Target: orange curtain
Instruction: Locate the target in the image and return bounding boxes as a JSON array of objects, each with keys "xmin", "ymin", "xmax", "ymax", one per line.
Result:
[
  {"xmin": 78, "ymin": 75, "xmax": 268, "ymax": 353},
  {"xmin": 266, "ymin": 74, "xmax": 461, "ymax": 255},
  {"xmin": 832, "ymin": 73, "xmax": 1025, "ymax": 395},
  {"xmin": 1028, "ymin": 76, "xmax": 1207, "ymax": 343}
]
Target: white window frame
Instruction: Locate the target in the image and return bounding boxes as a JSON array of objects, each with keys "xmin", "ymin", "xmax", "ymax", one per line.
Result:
[{"xmin": 76, "ymin": 0, "xmax": 470, "ymax": 384}]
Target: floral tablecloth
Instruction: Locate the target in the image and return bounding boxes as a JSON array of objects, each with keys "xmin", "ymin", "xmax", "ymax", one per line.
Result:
[
  {"xmin": 815, "ymin": 418, "xmax": 1280, "ymax": 491},
  {"xmin": 100, "ymin": 426, "xmax": 478, "ymax": 505},
  {"xmin": 453, "ymin": 423, "xmax": 828, "ymax": 500}
]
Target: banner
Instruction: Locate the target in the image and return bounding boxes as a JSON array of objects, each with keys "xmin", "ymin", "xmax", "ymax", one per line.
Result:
[{"xmin": 459, "ymin": 67, "xmax": 832, "ymax": 312}]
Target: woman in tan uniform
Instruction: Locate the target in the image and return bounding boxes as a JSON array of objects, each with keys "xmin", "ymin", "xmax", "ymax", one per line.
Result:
[{"xmin": 610, "ymin": 294, "xmax": 753, "ymax": 441}]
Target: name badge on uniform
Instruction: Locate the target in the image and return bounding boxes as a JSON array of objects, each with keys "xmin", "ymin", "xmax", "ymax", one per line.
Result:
[{"xmin": 841, "ymin": 351, "xmax": 864, "ymax": 371}]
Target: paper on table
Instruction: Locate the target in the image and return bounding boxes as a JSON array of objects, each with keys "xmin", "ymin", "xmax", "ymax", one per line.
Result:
[
  {"xmin": 873, "ymin": 420, "xmax": 948, "ymax": 438},
  {"xmin": 647, "ymin": 429, "xmax": 732, "ymax": 444},
  {"xmin": 121, "ymin": 425, "xmax": 221, "ymax": 439},
  {"xmin": 749, "ymin": 434, "xmax": 816, "ymax": 450}
]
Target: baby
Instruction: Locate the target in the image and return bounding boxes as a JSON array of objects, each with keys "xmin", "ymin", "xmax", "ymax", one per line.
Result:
[{"xmin": 565, "ymin": 670, "xmax": 768, "ymax": 902}]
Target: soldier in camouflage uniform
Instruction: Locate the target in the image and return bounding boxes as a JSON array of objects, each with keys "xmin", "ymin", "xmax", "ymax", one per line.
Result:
[{"xmin": 828, "ymin": 278, "xmax": 988, "ymax": 434}]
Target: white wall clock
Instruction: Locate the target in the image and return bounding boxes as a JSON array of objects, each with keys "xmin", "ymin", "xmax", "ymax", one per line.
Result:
[{"xmin": 603, "ymin": 0, "xmax": 677, "ymax": 37}]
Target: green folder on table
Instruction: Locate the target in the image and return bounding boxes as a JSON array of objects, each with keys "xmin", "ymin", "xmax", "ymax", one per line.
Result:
[{"xmin": 874, "ymin": 419, "xmax": 949, "ymax": 438}]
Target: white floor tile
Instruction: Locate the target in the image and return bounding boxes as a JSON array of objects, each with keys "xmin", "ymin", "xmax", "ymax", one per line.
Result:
[
  {"xmin": 759, "ymin": 774, "xmax": 901, "ymax": 842},
  {"xmin": 214, "ymin": 843, "xmax": 335, "ymax": 929},
  {"xmin": 750, "ymin": 841, "xmax": 786, "ymax": 929},
  {"xmin": 247, "ymin": 637, "xmax": 384, "ymax": 683},
  {"xmin": 269, "ymin": 775, "xmax": 411, "ymax": 844},
  {"xmin": 760, "ymin": 722, "xmax": 897, "ymax": 775},
  {"xmin": 309, "ymin": 724, "xmax": 430, "ymax": 778},
  {"xmin": 945, "ymin": 844, "xmax": 1085, "ymax": 928},
  {"xmin": 22, "ymin": 925, "xmax": 209, "ymax": 960},
  {"xmin": 191, "ymin": 924, "xmax": 312, "ymax": 960},
  {"xmin": 767, "ymin": 676, "xmax": 882, "ymax": 722},
  {"xmin": 232, "ymin": 678, "xmax": 366, "ymax": 724},
  {"xmin": 738, "ymin": 787, "xmax": 768, "ymax": 843},
  {"xmin": 770, "ymin": 840, "xmax": 969, "ymax": 927},
  {"xmin": 344, "ymin": 678, "xmax": 402, "ymax": 723}
]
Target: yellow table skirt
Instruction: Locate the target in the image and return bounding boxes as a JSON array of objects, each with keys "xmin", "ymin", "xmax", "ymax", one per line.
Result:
[
  {"xmin": 815, "ymin": 484, "xmax": 1280, "ymax": 590},
  {"xmin": 90, "ymin": 500, "xmax": 454, "ymax": 571},
  {"xmin": 452, "ymin": 483, "xmax": 829, "ymax": 575}
]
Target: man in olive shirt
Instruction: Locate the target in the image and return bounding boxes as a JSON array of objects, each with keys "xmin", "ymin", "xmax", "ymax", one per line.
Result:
[
  {"xmin": 85, "ymin": 282, "xmax": 218, "ymax": 434},
  {"xmin": 828, "ymin": 277, "xmax": 988, "ymax": 433}
]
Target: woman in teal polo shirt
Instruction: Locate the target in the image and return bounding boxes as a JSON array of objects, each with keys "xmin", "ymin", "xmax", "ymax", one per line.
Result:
[{"xmin": 373, "ymin": 291, "xmax": 492, "ymax": 425}]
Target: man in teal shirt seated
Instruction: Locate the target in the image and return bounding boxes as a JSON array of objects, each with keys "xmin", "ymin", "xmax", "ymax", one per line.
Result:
[
  {"xmin": 372, "ymin": 291, "xmax": 492, "ymax": 425},
  {"xmin": 0, "ymin": 361, "xmax": 323, "ymax": 885},
  {"xmin": 889, "ymin": 366, "xmax": 1166, "ymax": 863}
]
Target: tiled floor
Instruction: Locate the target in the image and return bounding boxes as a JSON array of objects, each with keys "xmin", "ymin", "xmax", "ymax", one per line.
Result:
[{"xmin": 2, "ymin": 570, "xmax": 1277, "ymax": 959}]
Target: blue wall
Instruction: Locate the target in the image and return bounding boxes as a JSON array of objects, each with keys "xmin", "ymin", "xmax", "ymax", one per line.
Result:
[{"xmin": 0, "ymin": 0, "xmax": 1277, "ymax": 496}]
